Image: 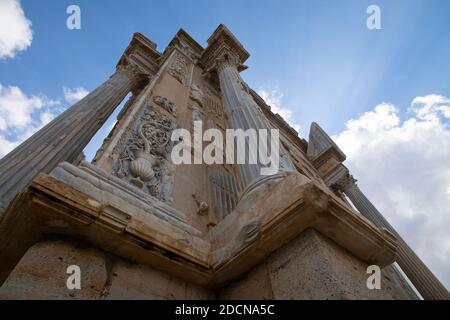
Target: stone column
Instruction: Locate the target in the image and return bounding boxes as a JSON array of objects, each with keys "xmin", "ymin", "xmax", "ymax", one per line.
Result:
[
  {"xmin": 216, "ymin": 57, "xmax": 294, "ymax": 189},
  {"xmin": 339, "ymin": 175, "xmax": 450, "ymax": 300},
  {"xmin": 0, "ymin": 63, "xmax": 147, "ymax": 214}
]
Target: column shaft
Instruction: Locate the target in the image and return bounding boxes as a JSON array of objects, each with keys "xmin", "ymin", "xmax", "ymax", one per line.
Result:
[
  {"xmin": 0, "ymin": 66, "xmax": 141, "ymax": 212},
  {"xmin": 344, "ymin": 182, "xmax": 450, "ymax": 300},
  {"xmin": 217, "ymin": 60, "xmax": 294, "ymax": 189}
]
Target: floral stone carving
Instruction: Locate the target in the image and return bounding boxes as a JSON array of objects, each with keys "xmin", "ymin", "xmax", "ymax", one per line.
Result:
[{"xmin": 113, "ymin": 105, "xmax": 176, "ymax": 203}]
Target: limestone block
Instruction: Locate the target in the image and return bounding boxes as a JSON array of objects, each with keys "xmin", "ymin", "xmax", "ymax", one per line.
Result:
[
  {"xmin": 218, "ymin": 229, "xmax": 414, "ymax": 300},
  {"xmin": 218, "ymin": 262, "xmax": 274, "ymax": 300},
  {"xmin": 0, "ymin": 240, "xmax": 107, "ymax": 300},
  {"xmin": 104, "ymin": 260, "xmax": 213, "ymax": 300},
  {"xmin": 266, "ymin": 229, "xmax": 395, "ymax": 299}
]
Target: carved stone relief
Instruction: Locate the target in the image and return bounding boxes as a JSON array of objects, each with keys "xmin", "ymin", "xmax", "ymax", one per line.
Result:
[
  {"xmin": 192, "ymin": 193, "xmax": 209, "ymax": 216},
  {"xmin": 168, "ymin": 51, "xmax": 189, "ymax": 85},
  {"xmin": 204, "ymin": 90, "xmax": 224, "ymax": 119},
  {"xmin": 153, "ymin": 95, "xmax": 177, "ymax": 115},
  {"xmin": 112, "ymin": 104, "xmax": 177, "ymax": 203},
  {"xmin": 190, "ymin": 84, "xmax": 205, "ymax": 107}
]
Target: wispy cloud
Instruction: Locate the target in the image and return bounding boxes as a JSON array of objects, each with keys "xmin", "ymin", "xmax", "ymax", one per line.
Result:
[
  {"xmin": 0, "ymin": 0, "xmax": 33, "ymax": 59},
  {"xmin": 258, "ymin": 88, "xmax": 301, "ymax": 133},
  {"xmin": 63, "ymin": 86, "xmax": 89, "ymax": 104},
  {"xmin": 0, "ymin": 85, "xmax": 91, "ymax": 158},
  {"xmin": 0, "ymin": 84, "xmax": 63, "ymax": 157}
]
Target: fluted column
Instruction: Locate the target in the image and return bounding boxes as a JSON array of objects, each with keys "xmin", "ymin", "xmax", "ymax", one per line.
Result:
[
  {"xmin": 217, "ymin": 57, "xmax": 294, "ymax": 189},
  {"xmin": 340, "ymin": 175, "xmax": 450, "ymax": 300},
  {"xmin": 0, "ymin": 64, "xmax": 147, "ymax": 214}
]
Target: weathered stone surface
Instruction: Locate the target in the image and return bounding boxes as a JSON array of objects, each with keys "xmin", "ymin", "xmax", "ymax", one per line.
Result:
[
  {"xmin": 0, "ymin": 240, "xmax": 107, "ymax": 300},
  {"xmin": 220, "ymin": 229, "xmax": 417, "ymax": 300},
  {"xmin": 218, "ymin": 262, "xmax": 274, "ymax": 300},
  {"xmin": 0, "ymin": 239, "xmax": 215, "ymax": 300},
  {"xmin": 105, "ymin": 260, "xmax": 214, "ymax": 300}
]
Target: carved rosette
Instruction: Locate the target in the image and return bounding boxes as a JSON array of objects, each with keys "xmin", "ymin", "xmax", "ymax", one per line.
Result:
[{"xmin": 112, "ymin": 104, "xmax": 177, "ymax": 203}]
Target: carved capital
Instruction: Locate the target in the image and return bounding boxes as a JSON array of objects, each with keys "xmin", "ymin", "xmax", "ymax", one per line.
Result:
[
  {"xmin": 333, "ymin": 173, "xmax": 357, "ymax": 193},
  {"xmin": 323, "ymin": 164, "xmax": 357, "ymax": 193},
  {"xmin": 215, "ymin": 52, "xmax": 241, "ymax": 73},
  {"xmin": 201, "ymin": 24, "xmax": 249, "ymax": 75},
  {"xmin": 116, "ymin": 63, "xmax": 148, "ymax": 90}
]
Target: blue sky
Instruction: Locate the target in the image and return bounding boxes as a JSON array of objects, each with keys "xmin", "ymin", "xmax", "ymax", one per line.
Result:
[
  {"xmin": 2, "ymin": 0, "xmax": 450, "ymax": 140},
  {"xmin": 0, "ymin": 0, "xmax": 449, "ymax": 291}
]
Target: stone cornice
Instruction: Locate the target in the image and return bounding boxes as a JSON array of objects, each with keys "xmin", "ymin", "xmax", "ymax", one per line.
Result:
[
  {"xmin": 0, "ymin": 163, "xmax": 397, "ymax": 288},
  {"xmin": 206, "ymin": 24, "xmax": 249, "ymax": 61},
  {"xmin": 201, "ymin": 24, "xmax": 250, "ymax": 74}
]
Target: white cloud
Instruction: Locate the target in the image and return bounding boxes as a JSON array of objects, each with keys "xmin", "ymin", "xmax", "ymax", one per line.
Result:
[
  {"xmin": 0, "ymin": 85, "xmax": 90, "ymax": 158},
  {"xmin": 0, "ymin": 84, "xmax": 44, "ymax": 131},
  {"xmin": 333, "ymin": 94, "xmax": 450, "ymax": 290},
  {"xmin": 258, "ymin": 88, "xmax": 301, "ymax": 133},
  {"xmin": 63, "ymin": 86, "xmax": 89, "ymax": 104},
  {"xmin": 410, "ymin": 94, "xmax": 450, "ymax": 120},
  {"xmin": 0, "ymin": 0, "xmax": 33, "ymax": 59},
  {"xmin": 39, "ymin": 111, "xmax": 55, "ymax": 126},
  {"xmin": 0, "ymin": 84, "xmax": 63, "ymax": 158}
]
